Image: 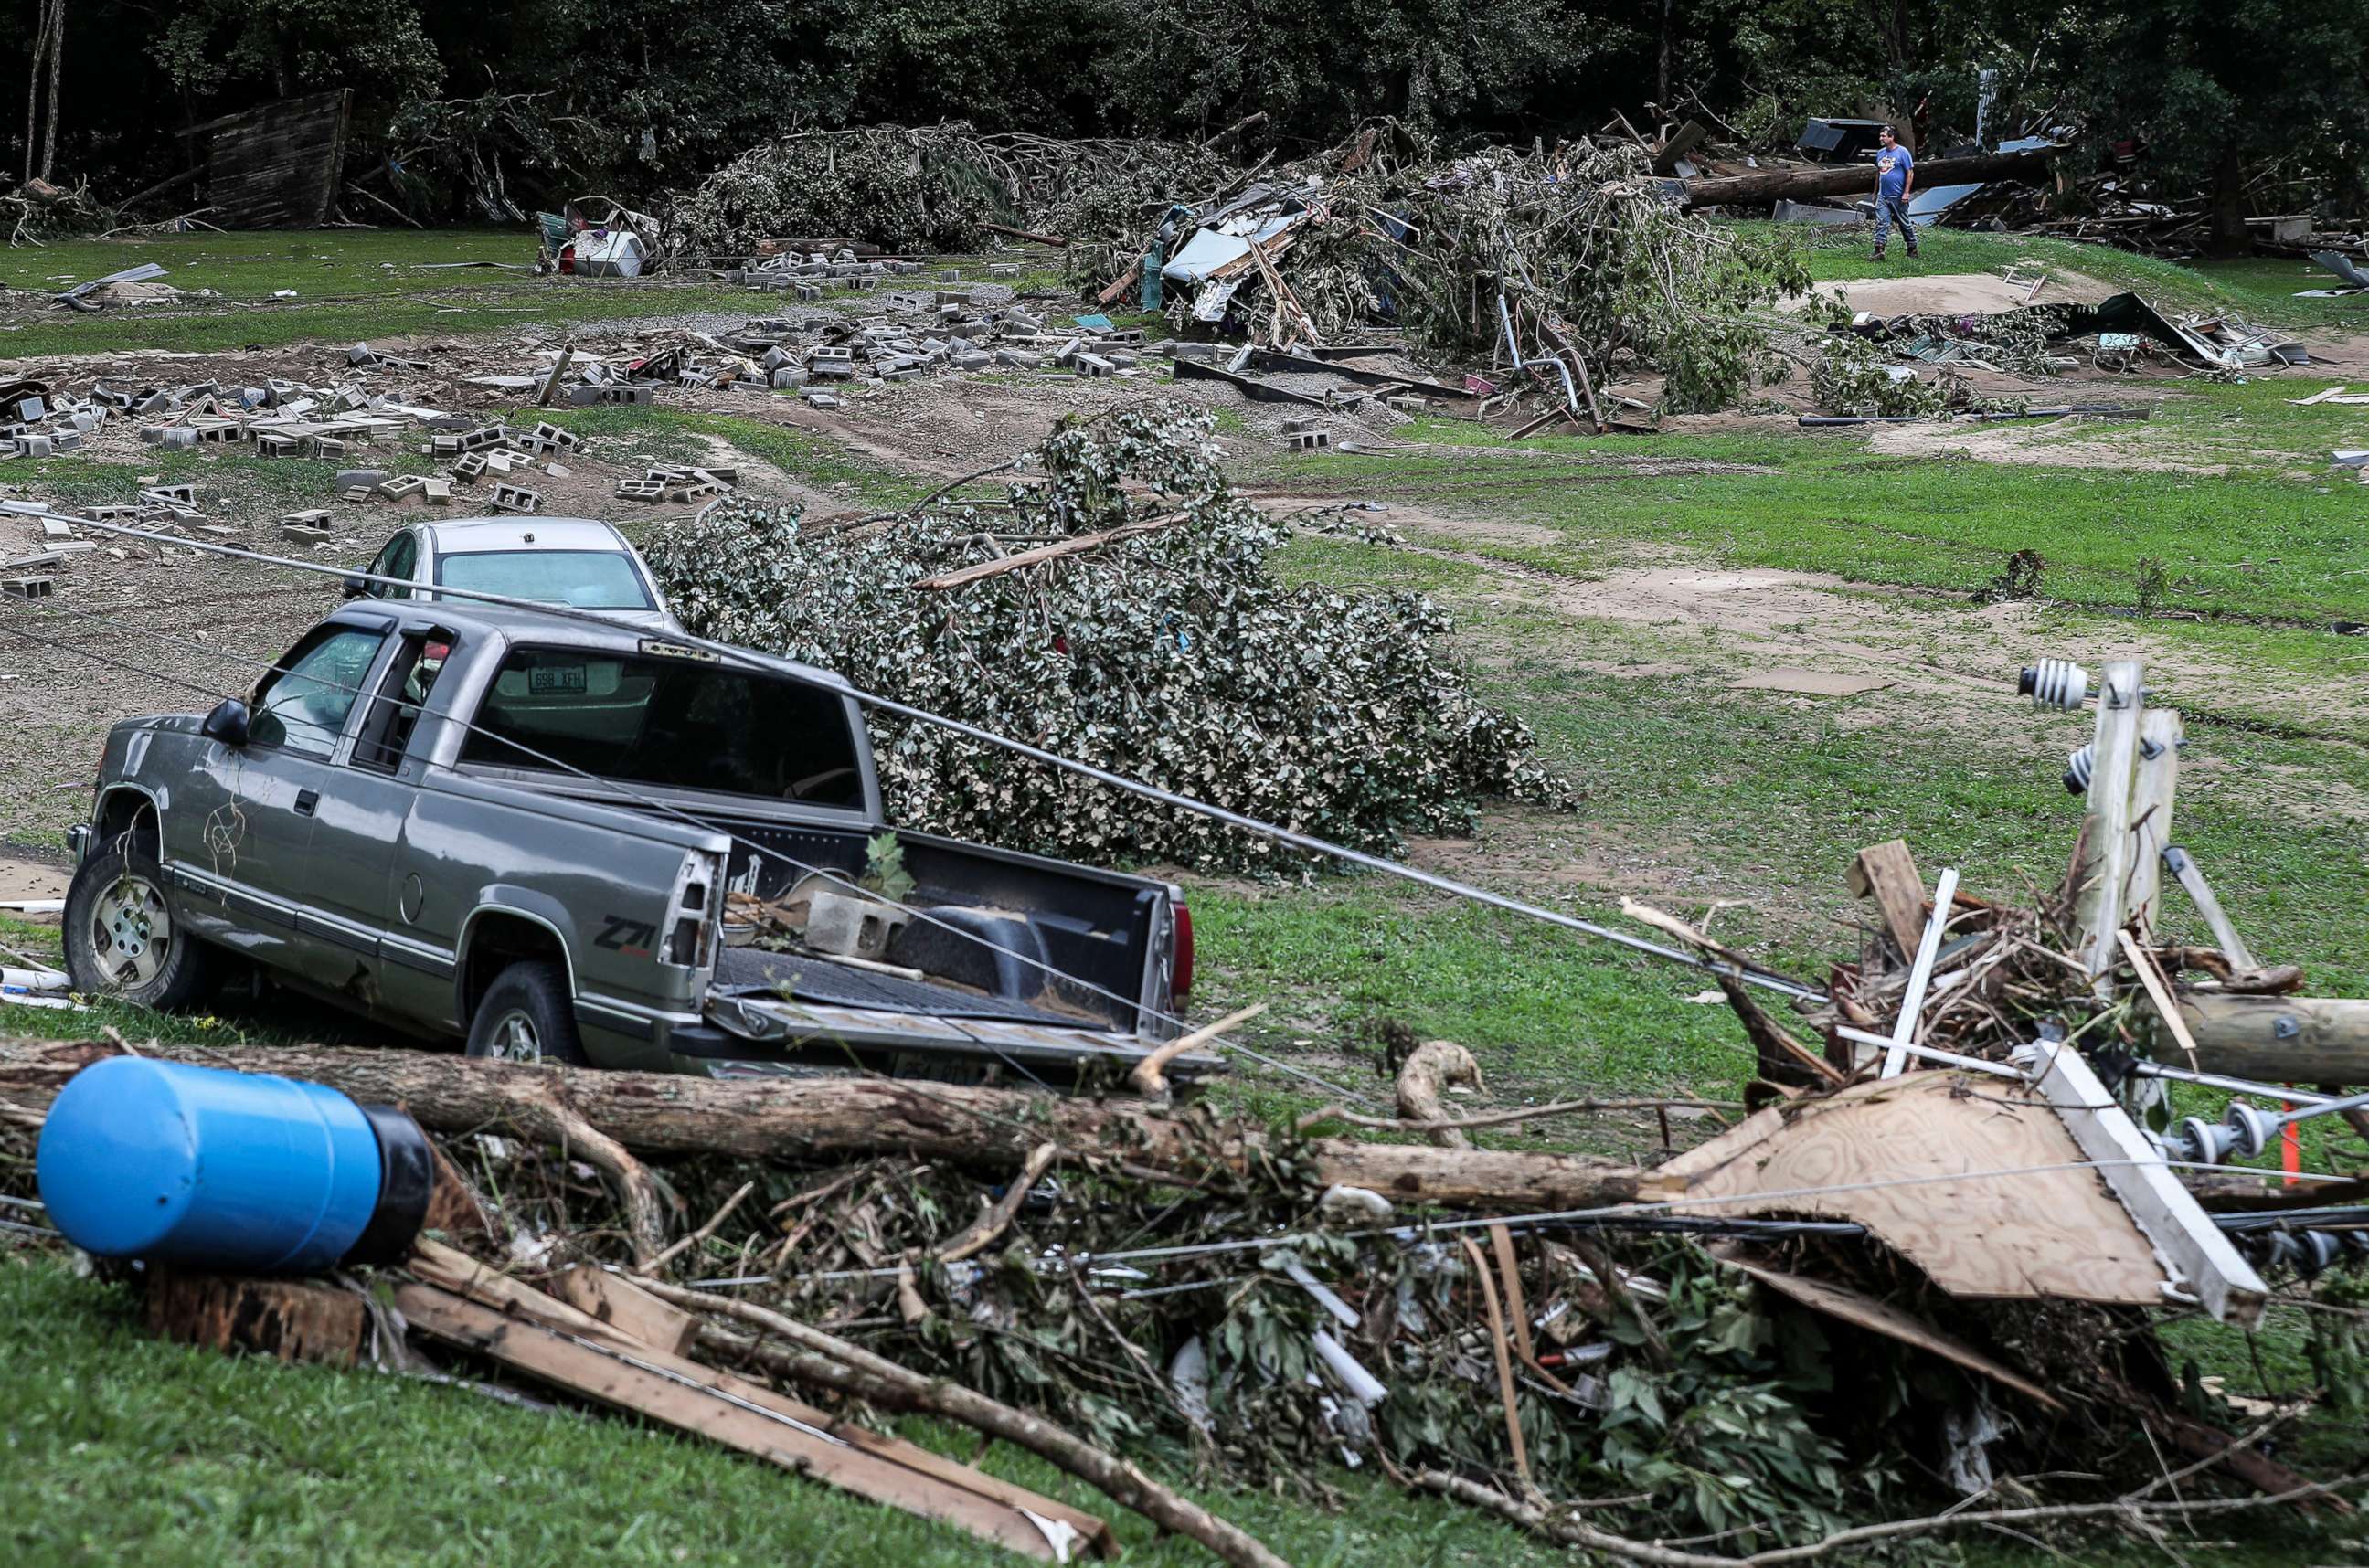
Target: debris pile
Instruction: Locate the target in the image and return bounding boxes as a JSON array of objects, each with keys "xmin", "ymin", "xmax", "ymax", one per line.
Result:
[
  {"xmin": 668, "ymin": 126, "xmax": 1229, "ymax": 263},
  {"xmin": 1098, "ymin": 130, "xmax": 1812, "ymax": 418},
  {"xmin": 5, "ymin": 991, "xmax": 2358, "ymax": 1567},
  {"xmin": 646, "ymin": 404, "xmax": 1569, "ymax": 873},
  {"xmin": 5, "ymin": 627, "xmax": 2367, "ymax": 1563},
  {"xmin": 677, "ymin": 297, "xmax": 1160, "ymax": 402}
]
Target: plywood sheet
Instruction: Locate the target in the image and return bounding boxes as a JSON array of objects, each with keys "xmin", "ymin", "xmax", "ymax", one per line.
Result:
[{"xmin": 1648, "ymin": 1073, "xmax": 2168, "ymax": 1305}]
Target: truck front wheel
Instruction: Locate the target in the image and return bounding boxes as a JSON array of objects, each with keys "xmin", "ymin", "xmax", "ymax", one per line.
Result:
[
  {"xmin": 464, "ymin": 961, "xmax": 587, "ymax": 1066},
  {"xmin": 63, "ymin": 844, "xmax": 212, "ymax": 1010}
]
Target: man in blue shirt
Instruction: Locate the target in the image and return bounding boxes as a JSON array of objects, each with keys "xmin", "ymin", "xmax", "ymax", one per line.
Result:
[{"xmin": 1870, "ymin": 124, "xmax": 1918, "ymax": 261}]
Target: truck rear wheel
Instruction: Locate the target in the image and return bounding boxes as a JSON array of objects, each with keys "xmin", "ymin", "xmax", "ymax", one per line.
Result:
[
  {"xmin": 63, "ymin": 843, "xmax": 212, "ymax": 1010},
  {"xmin": 464, "ymin": 961, "xmax": 587, "ymax": 1066}
]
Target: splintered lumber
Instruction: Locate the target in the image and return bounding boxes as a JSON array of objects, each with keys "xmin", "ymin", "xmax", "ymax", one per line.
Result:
[
  {"xmin": 1676, "ymin": 146, "xmax": 2057, "ymax": 210},
  {"xmin": 2169, "ymin": 994, "xmax": 2369, "ymax": 1084},
  {"xmin": 552, "ymin": 1266, "xmax": 699, "ymax": 1356},
  {"xmin": 404, "ymin": 1242, "xmax": 1113, "ymax": 1559},
  {"xmin": 1846, "ymin": 839, "xmax": 1927, "ymax": 958},
  {"xmin": 1647, "ymin": 1072, "xmax": 2178, "ymax": 1309},
  {"xmin": 0, "ymin": 1040, "xmax": 1649, "ymax": 1213},
  {"xmin": 146, "ymin": 1267, "xmax": 368, "ymax": 1367},
  {"xmin": 636, "ymin": 1279, "xmax": 1293, "ymax": 1568}
]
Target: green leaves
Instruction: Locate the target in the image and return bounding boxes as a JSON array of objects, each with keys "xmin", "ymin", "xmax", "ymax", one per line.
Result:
[{"xmin": 644, "ymin": 404, "xmax": 1570, "ymax": 876}]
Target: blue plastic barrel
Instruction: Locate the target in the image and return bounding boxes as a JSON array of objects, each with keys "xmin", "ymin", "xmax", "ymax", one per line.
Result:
[{"xmin": 37, "ymin": 1057, "xmax": 387, "ymax": 1273}]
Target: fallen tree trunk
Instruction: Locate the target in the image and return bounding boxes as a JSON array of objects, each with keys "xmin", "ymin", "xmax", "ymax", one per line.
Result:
[
  {"xmin": 2166, "ymin": 994, "xmax": 2369, "ymax": 1083},
  {"xmin": 0, "ymin": 1039, "xmax": 1645, "ymax": 1212},
  {"xmin": 1676, "ymin": 147, "xmax": 2056, "ymax": 211}
]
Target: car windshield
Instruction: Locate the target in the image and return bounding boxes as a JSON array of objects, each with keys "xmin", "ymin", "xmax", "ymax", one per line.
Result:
[
  {"xmin": 436, "ymin": 548, "xmax": 653, "ymax": 610},
  {"xmin": 459, "ymin": 645, "xmax": 866, "ymax": 809}
]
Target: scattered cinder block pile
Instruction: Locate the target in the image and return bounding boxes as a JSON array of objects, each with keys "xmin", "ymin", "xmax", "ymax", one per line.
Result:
[{"xmin": 724, "ymin": 246, "xmax": 926, "ymax": 300}]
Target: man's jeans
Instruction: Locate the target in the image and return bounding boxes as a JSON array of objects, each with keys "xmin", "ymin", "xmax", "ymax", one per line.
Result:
[{"xmin": 1873, "ymin": 196, "xmax": 1919, "ymax": 254}]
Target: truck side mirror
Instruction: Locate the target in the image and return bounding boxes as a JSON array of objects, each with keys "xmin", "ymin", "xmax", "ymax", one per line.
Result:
[
  {"xmin": 201, "ymin": 698, "xmax": 251, "ymax": 748},
  {"xmin": 341, "ymin": 573, "xmax": 367, "ymax": 599}
]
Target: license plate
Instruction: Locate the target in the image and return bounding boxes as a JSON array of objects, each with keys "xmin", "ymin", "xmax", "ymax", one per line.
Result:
[{"xmin": 529, "ymin": 665, "xmax": 587, "ymax": 694}]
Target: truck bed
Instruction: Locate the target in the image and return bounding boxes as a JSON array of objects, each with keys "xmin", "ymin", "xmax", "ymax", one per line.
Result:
[{"xmin": 714, "ymin": 944, "xmax": 1089, "ymax": 1029}]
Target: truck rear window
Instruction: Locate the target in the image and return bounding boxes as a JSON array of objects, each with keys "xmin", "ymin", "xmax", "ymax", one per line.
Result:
[
  {"xmin": 437, "ymin": 550, "xmax": 653, "ymax": 610},
  {"xmin": 459, "ymin": 645, "xmax": 866, "ymax": 809}
]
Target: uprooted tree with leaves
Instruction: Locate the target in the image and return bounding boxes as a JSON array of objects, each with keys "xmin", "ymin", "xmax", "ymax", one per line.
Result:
[{"xmin": 643, "ymin": 404, "xmax": 1570, "ymax": 874}]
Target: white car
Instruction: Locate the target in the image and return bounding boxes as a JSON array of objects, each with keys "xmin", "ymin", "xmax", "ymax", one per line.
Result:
[{"xmin": 344, "ymin": 517, "xmax": 682, "ymax": 634}]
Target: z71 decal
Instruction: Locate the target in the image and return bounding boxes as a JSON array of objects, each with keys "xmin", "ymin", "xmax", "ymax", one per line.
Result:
[{"xmin": 594, "ymin": 915, "xmax": 658, "ymax": 958}]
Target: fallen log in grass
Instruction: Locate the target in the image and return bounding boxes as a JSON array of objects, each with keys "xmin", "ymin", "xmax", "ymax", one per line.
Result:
[{"xmin": 0, "ymin": 1038, "xmax": 1647, "ymax": 1213}]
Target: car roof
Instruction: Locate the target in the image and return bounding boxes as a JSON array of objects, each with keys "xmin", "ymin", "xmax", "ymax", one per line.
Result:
[
  {"xmin": 417, "ymin": 516, "xmax": 632, "ymax": 555},
  {"xmin": 317, "ymin": 599, "xmax": 853, "ymax": 694}
]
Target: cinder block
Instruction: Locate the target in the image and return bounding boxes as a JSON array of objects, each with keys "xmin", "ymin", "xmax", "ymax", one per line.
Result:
[
  {"xmin": 335, "ymin": 469, "xmax": 388, "ymax": 490},
  {"xmin": 489, "ymin": 482, "xmax": 541, "ymax": 514}
]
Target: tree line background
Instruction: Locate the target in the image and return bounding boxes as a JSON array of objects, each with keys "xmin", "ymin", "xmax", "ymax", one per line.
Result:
[{"xmin": 6, "ymin": 0, "xmax": 2366, "ymax": 247}]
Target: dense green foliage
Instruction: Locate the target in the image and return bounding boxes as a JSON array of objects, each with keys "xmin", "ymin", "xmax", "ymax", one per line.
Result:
[{"xmin": 6, "ymin": 0, "xmax": 2365, "ymax": 232}]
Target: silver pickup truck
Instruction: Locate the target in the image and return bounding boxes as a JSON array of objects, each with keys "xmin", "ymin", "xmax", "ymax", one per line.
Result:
[{"xmin": 64, "ymin": 602, "xmax": 1214, "ymax": 1089}]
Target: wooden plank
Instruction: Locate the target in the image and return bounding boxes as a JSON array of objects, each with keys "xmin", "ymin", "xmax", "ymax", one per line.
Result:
[
  {"xmin": 2125, "ymin": 709, "xmax": 2183, "ymax": 933},
  {"xmin": 2162, "ymin": 847, "xmax": 2258, "ymax": 972},
  {"xmin": 406, "ymin": 1242, "xmax": 1113, "ymax": 1553},
  {"xmin": 552, "ymin": 1266, "xmax": 697, "ymax": 1357},
  {"xmin": 2073, "ymin": 660, "xmax": 2146, "ymax": 987},
  {"xmin": 146, "ymin": 1267, "xmax": 367, "ymax": 1367},
  {"xmin": 1880, "ymin": 867, "xmax": 1958, "ymax": 1077},
  {"xmin": 1845, "ymin": 838, "xmax": 1927, "ymax": 958},
  {"xmin": 2119, "ymin": 929, "xmax": 2202, "ymax": 1069},
  {"xmin": 1721, "ymin": 1256, "xmax": 2063, "ymax": 1410},
  {"xmin": 2019, "ymin": 1041, "xmax": 2268, "ymax": 1325},
  {"xmin": 1648, "ymin": 1072, "xmax": 2171, "ymax": 1306},
  {"xmin": 398, "ymin": 1285, "xmax": 1089, "ymax": 1560}
]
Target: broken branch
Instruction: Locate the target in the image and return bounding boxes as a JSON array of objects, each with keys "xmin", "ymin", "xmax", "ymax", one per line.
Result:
[{"xmin": 644, "ymin": 1282, "xmax": 1295, "ymax": 1568}]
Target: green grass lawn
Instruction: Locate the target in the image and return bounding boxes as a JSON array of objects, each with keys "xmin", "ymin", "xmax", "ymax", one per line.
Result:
[
  {"xmin": 0, "ymin": 1255, "xmax": 1576, "ymax": 1568},
  {"xmin": 0, "ymin": 228, "xmax": 762, "ymax": 357},
  {"xmin": 1290, "ymin": 419, "xmax": 2369, "ymax": 628}
]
